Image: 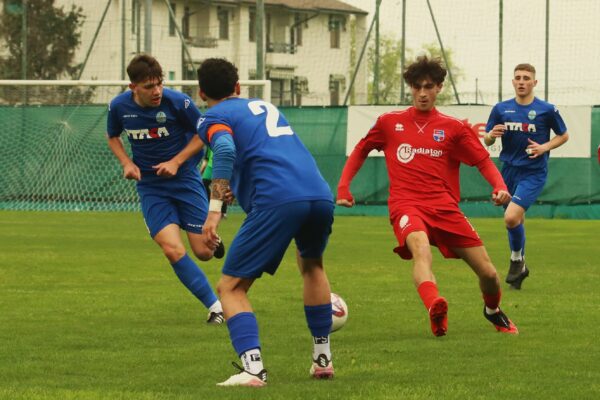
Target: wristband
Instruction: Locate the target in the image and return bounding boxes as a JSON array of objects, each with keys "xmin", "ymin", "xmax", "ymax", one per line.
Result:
[{"xmin": 209, "ymin": 199, "xmax": 223, "ymax": 212}]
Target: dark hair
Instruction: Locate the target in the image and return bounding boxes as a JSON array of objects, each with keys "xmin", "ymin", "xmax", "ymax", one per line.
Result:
[
  {"xmin": 403, "ymin": 55, "xmax": 447, "ymax": 86},
  {"xmin": 197, "ymin": 58, "xmax": 239, "ymax": 100},
  {"xmin": 514, "ymin": 63, "xmax": 536, "ymax": 75},
  {"xmin": 126, "ymin": 54, "xmax": 163, "ymax": 83}
]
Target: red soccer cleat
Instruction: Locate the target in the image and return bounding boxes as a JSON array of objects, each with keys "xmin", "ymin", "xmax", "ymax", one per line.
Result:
[{"xmin": 428, "ymin": 297, "xmax": 448, "ymax": 337}]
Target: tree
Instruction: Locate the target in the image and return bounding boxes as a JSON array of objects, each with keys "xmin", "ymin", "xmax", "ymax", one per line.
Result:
[
  {"xmin": 367, "ymin": 34, "xmax": 463, "ymax": 105},
  {"xmin": 0, "ymin": 0, "xmax": 85, "ymax": 80}
]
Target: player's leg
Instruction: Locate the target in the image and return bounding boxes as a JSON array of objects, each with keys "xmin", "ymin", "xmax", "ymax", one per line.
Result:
[
  {"xmin": 153, "ymin": 224, "xmax": 222, "ymax": 323},
  {"xmin": 295, "ymin": 200, "xmax": 334, "ymax": 379},
  {"xmin": 216, "ymin": 205, "xmax": 297, "ymax": 386},
  {"xmin": 504, "ymin": 202, "xmax": 529, "ymax": 287},
  {"xmin": 139, "ymin": 185, "xmax": 221, "ymax": 322},
  {"xmin": 452, "ymin": 246, "xmax": 518, "ymax": 334},
  {"xmin": 216, "ymin": 274, "xmax": 267, "ymax": 387},
  {"xmin": 405, "ymin": 230, "xmax": 448, "ymax": 337}
]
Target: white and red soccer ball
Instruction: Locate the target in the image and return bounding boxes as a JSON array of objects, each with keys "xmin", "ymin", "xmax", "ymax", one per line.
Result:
[{"xmin": 331, "ymin": 292, "xmax": 348, "ymax": 332}]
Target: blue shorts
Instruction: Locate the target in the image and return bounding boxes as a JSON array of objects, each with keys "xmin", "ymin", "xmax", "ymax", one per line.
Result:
[
  {"xmin": 222, "ymin": 200, "xmax": 334, "ymax": 279},
  {"xmin": 502, "ymin": 164, "xmax": 547, "ymax": 211},
  {"xmin": 137, "ymin": 172, "xmax": 208, "ymax": 238}
]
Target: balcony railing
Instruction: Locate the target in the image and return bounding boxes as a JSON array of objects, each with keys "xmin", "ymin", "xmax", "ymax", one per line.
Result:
[
  {"xmin": 187, "ymin": 36, "xmax": 219, "ymax": 48},
  {"xmin": 267, "ymin": 42, "xmax": 297, "ymax": 54}
]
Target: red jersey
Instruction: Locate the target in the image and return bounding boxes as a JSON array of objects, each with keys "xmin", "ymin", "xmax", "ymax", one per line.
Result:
[{"xmin": 356, "ymin": 107, "xmax": 489, "ymax": 218}]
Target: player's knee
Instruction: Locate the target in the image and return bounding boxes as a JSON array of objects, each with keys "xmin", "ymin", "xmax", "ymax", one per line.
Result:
[
  {"xmin": 192, "ymin": 247, "xmax": 212, "ymax": 261},
  {"xmin": 479, "ymin": 266, "xmax": 499, "ymax": 284},
  {"xmin": 504, "ymin": 214, "xmax": 520, "ymax": 228},
  {"xmin": 161, "ymin": 243, "xmax": 186, "ymax": 263}
]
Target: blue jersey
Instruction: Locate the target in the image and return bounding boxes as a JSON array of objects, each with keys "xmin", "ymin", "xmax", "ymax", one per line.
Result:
[
  {"xmin": 486, "ymin": 97, "xmax": 567, "ymax": 170},
  {"xmin": 107, "ymin": 88, "xmax": 203, "ymax": 180},
  {"xmin": 196, "ymin": 98, "xmax": 333, "ymax": 213}
]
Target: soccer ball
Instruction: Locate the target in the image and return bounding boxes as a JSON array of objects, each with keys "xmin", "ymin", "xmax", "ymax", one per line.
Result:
[{"xmin": 330, "ymin": 292, "xmax": 348, "ymax": 332}]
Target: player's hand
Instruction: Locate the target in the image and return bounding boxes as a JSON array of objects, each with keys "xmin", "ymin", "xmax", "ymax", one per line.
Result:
[
  {"xmin": 492, "ymin": 190, "xmax": 511, "ymax": 206},
  {"xmin": 123, "ymin": 162, "xmax": 141, "ymax": 181},
  {"xmin": 202, "ymin": 211, "xmax": 221, "ymax": 245},
  {"xmin": 336, "ymin": 198, "xmax": 355, "ymax": 208},
  {"xmin": 490, "ymin": 124, "xmax": 506, "ymax": 138},
  {"xmin": 224, "ymin": 188, "xmax": 235, "ymax": 205},
  {"xmin": 525, "ymin": 138, "xmax": 548, "ymax": 158},
  {"xmin": 153, "ymin": 160, "xmax": 180, "ymax": 177}
]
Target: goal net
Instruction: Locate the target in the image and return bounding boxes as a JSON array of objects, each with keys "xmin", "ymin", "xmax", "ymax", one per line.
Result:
[{"xmin": 0, "ymin": 79, "xmax": 270, "ymax": 211}]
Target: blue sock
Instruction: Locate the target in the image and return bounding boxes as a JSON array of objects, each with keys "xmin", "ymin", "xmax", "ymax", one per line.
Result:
[
  {"xmin": 227, "ymin": 312, "xmax": 261, "ymax": 356},
  {"xmin": 171, "ymin": 254, "xmax": 217, "ymax": 309},
  {"xmin": 304, "ymin": 303, "xmax": 333, "ymax": 337},
  {"xmin": 507, "ymin": 224, "xmax": 526, "ymax": 255}
]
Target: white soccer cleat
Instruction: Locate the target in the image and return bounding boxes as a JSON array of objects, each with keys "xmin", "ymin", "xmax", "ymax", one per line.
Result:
[
  {"xmin": 217, "ymin": 363, "xmax": 267, "ymax": 387},
  {"xmin": 309, "ymin": 354, "xmax": 334, "ymax": 379}
]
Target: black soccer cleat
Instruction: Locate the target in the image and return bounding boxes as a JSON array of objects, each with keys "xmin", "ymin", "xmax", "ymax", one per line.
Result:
[
  {"xmin": 483, "ymin": 306, "xmax": 518, "ymax": 334},
  {"xmin": 506, "ymin": 259, "xmax": 526, "ymax": 283},
  {"xmin": 206, "ymin": 311, "xmax": 225, "ymax": 325},
  {"xmin": 214, "ymin": 238, "xmax": 225, "ymax": 259},
  {"xmin": 310, "ymin": 354, "xmax": 334, "ymax": 379},
  {"xmin": 509, "ymin": 265, "xmax": 529, "ymax": 290}
]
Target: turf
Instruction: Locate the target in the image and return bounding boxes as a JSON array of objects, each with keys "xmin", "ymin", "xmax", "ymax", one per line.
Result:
[{"xmin": 0, "ymin": 211, "xmax": 598, "ymax": 399}]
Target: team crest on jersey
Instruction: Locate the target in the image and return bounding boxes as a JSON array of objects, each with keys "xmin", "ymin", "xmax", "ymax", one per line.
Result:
[
  {"xmin": 528, "ymin": 110, "xmax": 536, "ymax": 120},
  {"xmin": 395, "ymin": 123, "xmax": 404, "ymax": 132},
  {"xmin": 156, "ymin": 111, "xmax": 167, "ymax": 124},
  {"xmin": 433, "ymin": 129, "xmax": 445, "ymax": 142}
]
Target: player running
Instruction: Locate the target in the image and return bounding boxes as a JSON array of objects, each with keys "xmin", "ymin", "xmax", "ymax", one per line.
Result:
[
  {"xmin": 337, "ymin": 56, "xmax": 518, "ymax": 337},
  {"xmin": 485, "ymin": 63, "xmax": 569, "ymax": 289},
  {"xmin": 195, "ymin": 58, "xmax": 336, "ymax": 386},
  {"xmin": 106, "ymin": 54, "xmax": 224, "ymax": 325}
]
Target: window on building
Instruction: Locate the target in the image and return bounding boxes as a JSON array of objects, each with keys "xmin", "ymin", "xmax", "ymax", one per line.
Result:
[
  {"xmin": 249, "ymin": 9, "xmax": 256, "ymax": 42},
  {"xmin": 329, "ymin": 15, "xmax": 345, "ymax": 49},
  {"xmin": 292, "ymin": 14, "xmax": 303, "ymax": 47},
  {"xmin": 131, "ymin": 0, "xmax": 140, "ymax": 34},
  {"xmin": 168, "ymin": 3, "xmax": 176, "ymax": 36},
  {"xmin": 182, "ymin": 6, "xmax": 190, "ymax": 38},
  {"xmin": 329, "ymin": 75, "xmax": 346, "ymax": 106},
  {"xmin": 218, "ymin": 7, "xmax": 229, "ymax": 40},
  {"xmin": 168, "ymin": 71, "xmax": 175, "ymax": 81}
]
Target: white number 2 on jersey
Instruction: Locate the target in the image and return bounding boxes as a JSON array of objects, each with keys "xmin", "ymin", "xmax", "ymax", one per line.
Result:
[{"xmin": 248, "ymin": 100, "xmax": 294, "ymax": 137}]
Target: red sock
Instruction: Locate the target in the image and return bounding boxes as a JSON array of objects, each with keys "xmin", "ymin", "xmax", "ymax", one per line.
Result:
[
  {"xmin": 417, "ymin": 281, "xmax": 439, "ymax": 310},
  {"xmin": 483, "ymin": 290, "xmax": 501, "ymax": 310}
]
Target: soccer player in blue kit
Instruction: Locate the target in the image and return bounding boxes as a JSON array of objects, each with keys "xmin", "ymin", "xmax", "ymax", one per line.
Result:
[
  {"xmin": 485, "ymin": 63, "xmax": 569, "ymax": 289},
  {"xmin": 195, "ymin": 58, "xmax": 336, "ymax": 386},
  {"xmin": 106, "ymin": 54, "xmax": 225, "ymax": 324}
]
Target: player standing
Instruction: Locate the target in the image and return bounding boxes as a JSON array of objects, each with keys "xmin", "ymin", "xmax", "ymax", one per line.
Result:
[
  {"xmin": 106, "ymin": 54, "xmax": 224, "ymax": 324},
  {"xmin": 195, "ymin": 58, "xmax": 336, "ymax": 386},
  {"xmin": 337, "ymin": 56, "xmax": 518, "ymax": 337},
  {"xmin": 485, "ymin": 63, "xmax": 569, "ymax": 289}
]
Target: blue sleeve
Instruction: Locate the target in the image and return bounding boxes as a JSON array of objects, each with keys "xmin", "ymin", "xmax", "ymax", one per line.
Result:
[
  {"xmin": 106, "ymin": 101, "xmax": 122, "ymax": 137},
  {"xmin": 549, "ymin": 105, "xmax": 568, "ymax": 135},
  {"xmin": 485, "ymin": 105, "xmax": 501, "ymax": 132},
  {"xmin": 179, "ymin": 94, "xmax": 202, "ymax": 132},
  {"xmin": 211, "ymin": 133, "xmax": 236, "ymax": 180}
]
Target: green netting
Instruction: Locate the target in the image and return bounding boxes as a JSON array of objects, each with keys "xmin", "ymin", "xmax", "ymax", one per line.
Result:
[{"xmin": 1, "ymin": 104, "xmax": 599, "ymax": 216}]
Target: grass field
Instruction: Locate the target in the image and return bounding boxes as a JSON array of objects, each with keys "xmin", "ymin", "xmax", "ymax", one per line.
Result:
[{"xmin": 1, "ymin": 210, "xmax": 599, "ymax": 399}]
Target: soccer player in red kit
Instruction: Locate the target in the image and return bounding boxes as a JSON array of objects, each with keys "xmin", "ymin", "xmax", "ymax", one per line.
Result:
[{"xmin": 337, "ymin": 56, "xmax": 518, "ymax": 336}]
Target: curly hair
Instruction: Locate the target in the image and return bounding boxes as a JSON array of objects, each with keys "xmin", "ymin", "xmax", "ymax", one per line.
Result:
[
  {"xmin": 197, "ymin": 58, "xmax": 239, "ymax": 100},
  {"xmin": 126, "ymin": 54, "xmax": 163, "ymax": 84},
  {"xmin": 403, "ymin": 56, "xmax": 447, "ymax": 86}
]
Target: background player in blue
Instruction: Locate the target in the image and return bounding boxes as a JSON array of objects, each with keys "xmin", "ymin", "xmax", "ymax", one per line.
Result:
[
  {"xmin": 484, "ymin": 63, "xmax": 569, "ymax": 289},
  {"xmin": 195, "ymin": 58, "xmax": 336, "ymax": 386},
  {"xmin": 106, "ymin": 54, "xmax": 225, "ymax": 324}
]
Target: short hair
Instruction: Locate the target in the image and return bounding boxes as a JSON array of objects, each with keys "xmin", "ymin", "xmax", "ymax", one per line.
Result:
[
  {"xmin": 126, "ymin": 54, "xmax": 163, "ymax": 84},
  {"xmin": 197, "ymin": 58, "xmax": 239, "ymax": 100},
  {"xmin": 403, "ymin": 55, "xmax": 447, "ymax": 86},
  {"xmin": 514, "ymin": 63, "xmax": 536, "ymax": 75}
]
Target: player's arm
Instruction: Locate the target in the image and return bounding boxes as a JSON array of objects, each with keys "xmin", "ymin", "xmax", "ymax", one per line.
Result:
[
  {"xmin": 203, "ymin": 131, "xmax": 236, "ymax": 243},
  {"xmin": 484, "ymin": 106, "xmax": 504, "ymax": 146},
  {"xmin": 153, "ymin": 135, "xmax": 205, "ymax": 177},
  {"xmin": 475, "ymin": 157, "xmax": 511, "ymax": 206},
  {"xmin": 525, "ymin": 132, "xmax": 569, "ymax": 158},
  {"xmin": 107, "ymin": 135, "xmax": 141, "ymax": 181},
  {"xmin": 336, "ymin": 140, "xmax": 373, "ymax": 207}
]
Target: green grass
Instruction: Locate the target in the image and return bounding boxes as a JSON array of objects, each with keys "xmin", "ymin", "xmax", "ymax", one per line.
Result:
[{"xmin": 1, "ymin": 211, "xmax": 599, "ymax": 399}]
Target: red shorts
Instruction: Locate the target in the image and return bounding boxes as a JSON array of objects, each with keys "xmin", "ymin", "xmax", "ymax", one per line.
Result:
[{"xmin": 391, "ymin": 206, "xmax": 483, "ymax": 260}]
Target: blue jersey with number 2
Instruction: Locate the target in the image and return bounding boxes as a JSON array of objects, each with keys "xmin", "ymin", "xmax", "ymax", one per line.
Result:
[{"xmin": 196, "ymin": 97, "xmax": 332, "ymax": 213}]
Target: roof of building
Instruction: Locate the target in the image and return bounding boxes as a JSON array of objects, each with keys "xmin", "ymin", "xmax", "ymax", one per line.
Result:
[{"xmin": 215, "ymin": 0, "xmax": 368, "ymax": 15}]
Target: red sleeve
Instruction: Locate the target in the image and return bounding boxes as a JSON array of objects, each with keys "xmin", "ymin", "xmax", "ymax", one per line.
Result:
[
  {"xmin": 475, "ymin": 157, "xmax": 507, "ymax": 194},
  {"xmin": 337, "ymin": 118, "xmax": 385, "ymax": 201},
  {"xmin": 453, "ymin": 123, "xmax": 489, "ymax": 167}
]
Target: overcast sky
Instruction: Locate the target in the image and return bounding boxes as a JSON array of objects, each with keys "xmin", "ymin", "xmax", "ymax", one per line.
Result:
[{"xmin": 340, "ymin": 0, "xmax": 600, "ymax": 105}]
